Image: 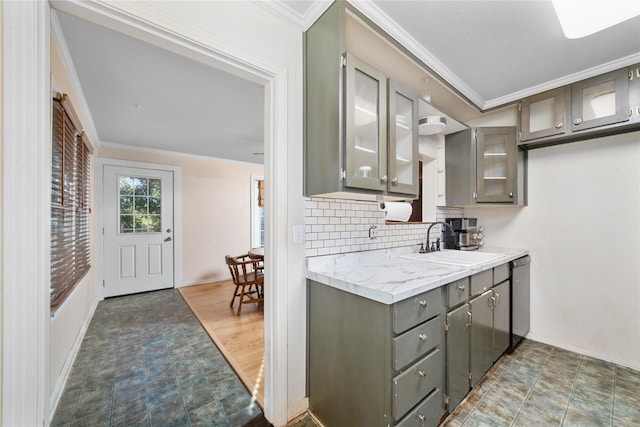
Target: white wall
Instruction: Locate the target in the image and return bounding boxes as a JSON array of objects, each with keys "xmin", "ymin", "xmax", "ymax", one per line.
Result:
[
  {"xmin": 49, "ymin": 30, "xmax": 99, "ymax": 407},
  {"xmin": 466, "ymin": 131, "xmax": 640, "ymax": 369}
]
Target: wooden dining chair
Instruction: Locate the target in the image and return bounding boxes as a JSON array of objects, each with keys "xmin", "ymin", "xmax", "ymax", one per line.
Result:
[{"xmin": 225, "ymin": 254, "xmax": 264, "ymax": 314}]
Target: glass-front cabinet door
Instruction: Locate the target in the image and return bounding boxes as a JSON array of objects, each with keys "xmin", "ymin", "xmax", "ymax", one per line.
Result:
[
  {"xmin": 344, "ymin": 52, "xmax": 387, "ymax": 192},
  {"xmin": 475, "ymin": 127, "xmax": 516, "ymax": 203},
  {"xmin": 520, "ymin": 87, "xmax": 566, "ymax": 142},
  {"xmin": 388, "ymin": 80, "xmax": 418, "ymax": 195},
  {"xmin": 571, "ymin": 68, "xmax": 629, "ymax": 132}
]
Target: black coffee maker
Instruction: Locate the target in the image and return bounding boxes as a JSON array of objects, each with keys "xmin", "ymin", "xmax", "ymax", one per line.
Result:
[{"xmin": 443, "ymin": 218, "xmax": 482, "ymax": 250}]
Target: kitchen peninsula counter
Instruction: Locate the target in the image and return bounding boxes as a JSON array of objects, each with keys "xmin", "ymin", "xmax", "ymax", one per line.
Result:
[{"xmin": 306, "ymin": 246, "xmax": 528, "ymax": 304}]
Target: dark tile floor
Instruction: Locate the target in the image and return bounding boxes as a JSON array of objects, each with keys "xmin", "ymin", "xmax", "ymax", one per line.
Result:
[
  {"xmin": 51, "ymin": 289, "xmax": 269, "ymax": 427},
  {"xmin": 443, "ymin": 339, "xmax": 640, "ymax": 427},
  {"xmin": 52, "ymin": 289, "xmax": 640, "ymax": 427}
]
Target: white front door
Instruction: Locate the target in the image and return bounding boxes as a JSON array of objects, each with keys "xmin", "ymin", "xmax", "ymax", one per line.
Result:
[{"xmin": 103, "ymin": 165, "xmax": 174, "ymax": 297}]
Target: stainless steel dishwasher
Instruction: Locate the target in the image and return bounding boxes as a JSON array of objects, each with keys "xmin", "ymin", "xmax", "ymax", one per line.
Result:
[{"xmin": 511, "ymin": 255, "xmax": 531, "ymax": 348}]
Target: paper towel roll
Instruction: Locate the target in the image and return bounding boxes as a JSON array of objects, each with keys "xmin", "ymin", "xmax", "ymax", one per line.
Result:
[{"xmin": 379, "ymin": 201, "xmax": 413, "ymax": 222}]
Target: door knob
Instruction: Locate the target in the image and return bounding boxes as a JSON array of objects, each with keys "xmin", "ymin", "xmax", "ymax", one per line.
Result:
[
  {"xmin": 164, "ymin": 236, "xmax": 172, "ymax": 242},
  {"xmin": 166, "ymin": 228, "xmax": 172, "ymax": 233}
]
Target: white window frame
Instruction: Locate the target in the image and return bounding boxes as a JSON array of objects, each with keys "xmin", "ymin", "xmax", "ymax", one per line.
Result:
[{"xmin": 250, "ymin": 175, "xmax": 265, "ymax": 248}]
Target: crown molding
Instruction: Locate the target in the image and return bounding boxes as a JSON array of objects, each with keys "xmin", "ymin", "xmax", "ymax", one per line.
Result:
[
  {"xmin": 99, "ymin": 140, "xmax": 265, "ymax": 167},
  {"xmin": 484, "ymin": 52, "xmax": 640, "ymax": 109},
  {"xmin": 50, "ymin": 10, "xmax": 101, "ymax": 146},
  {"xmin": 348, "ymin": 0, "xmax": 486, "ymax": 109},
  {"xmin": 253, "ymin": 0, "xmax": 332, "ymax": 31}
]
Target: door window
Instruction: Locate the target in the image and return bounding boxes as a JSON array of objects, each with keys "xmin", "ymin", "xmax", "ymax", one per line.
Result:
[{"xmin": 119, "ymin": 176, "xmax": 162, "ymax": 233}]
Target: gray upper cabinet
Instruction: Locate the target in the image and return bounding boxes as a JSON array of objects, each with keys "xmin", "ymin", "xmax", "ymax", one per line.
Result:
[
  {"xmin": 388, "ymin": 80, "xmax": 419, "ymax": 195},
  {"xmin": 520, "ymin": 87, "xmax": 567, "ymax": 142},
  {"xmin": 519, "ymin": 64, "xmax": 640, "ymax": 149},
  {"xmin": 445, "ymin": 127, "xmax": 518, "ymax": 206},
  {"xmin": 344, "ymin": 52, "xmax": 388, "ymax": 192},
  {"xmin": 304, "ymin": 2, "xmax": 419, "ymax": 200},
  {"xmin": 571, "ymin": 68, "xmax": 629, "ymax": 132}
]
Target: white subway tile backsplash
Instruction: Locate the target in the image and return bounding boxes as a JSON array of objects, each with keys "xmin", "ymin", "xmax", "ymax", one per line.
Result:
[{"xmin": 304, "ymin": 196, "xmax": 463, "ymax": 257}]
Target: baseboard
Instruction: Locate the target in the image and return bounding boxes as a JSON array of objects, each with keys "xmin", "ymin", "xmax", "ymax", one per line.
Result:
[
  {"xmin": 178, "ymin": 276, "xmax": 232, "ymax": 288},
  {"xmin": 525, "ymin": 332, "xmax": 640, "ymax": 371},
  {"xmin": 287, "ymin": 397, "xmax": 309, "ymax": 422},
  {"xmin": 49, "ymin": 296, "xmax": 100, "ymax": 418}
]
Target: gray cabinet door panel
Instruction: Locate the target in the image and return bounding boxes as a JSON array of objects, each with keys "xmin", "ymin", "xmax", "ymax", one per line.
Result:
[
  {"xmin": 493, "ymin": 281, "xmax": 511, "ymax": 361},
  {"xmin": 470, "ymin": 290, "xmax": 493, "ymax": 387},
  {"xmin": 470, "ymin": 269, "xmax": 492, "ymax": 297},
  {"xmin": 394, "ymin": 316, "xmax": 441, "ymax": 371},
  {"xmin": 446, "ymin": 303, "xmax": 470, "ymax": 410},
  {"xmin": 392, "ymin": 348, "xmax": 442, "ymax": 421},
  {"xmin": 393, "ymin": 288, "xmax": 442, "ymax": 334},
  {"xmin": 395, "ymin": 388, "xmax": 443, "ymax": 427},
  {"xmin": 571, "ymin": 68, "xmax": 630, "ymax": 132}
]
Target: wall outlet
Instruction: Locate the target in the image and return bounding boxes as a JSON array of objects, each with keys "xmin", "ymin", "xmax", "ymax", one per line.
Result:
[{"xmin": 293, "ymin": 225, "xmax": 304, "ymax": 244}]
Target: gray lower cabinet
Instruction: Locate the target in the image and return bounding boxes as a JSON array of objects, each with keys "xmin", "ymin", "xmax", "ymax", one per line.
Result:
[
  {"xmin": 493, "ymin": 280, "xmax": 511, "ymax": 361},
  {"xmin": 444, "ymin": 263, "xmax": 512, "ymax": 409},
  {"xmin": 309, "ymin": 280, "xmax": 445, "ymax": 427},
  {"xmin": 469, "ymin": 290, "xmax": 494, "ymax": 387},
  {"xmin": 308, "ymin": 262, "xmax": 513, "ymax": 425},
  {"xmin": 445, "ymin": 303, "xmax": 470, "ymax": 410},
  {"xmin": 469, "ymin": 280, "xmax": 511, "ymax": 387}
]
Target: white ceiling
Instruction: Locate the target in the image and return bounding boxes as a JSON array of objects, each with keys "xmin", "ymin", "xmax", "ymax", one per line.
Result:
[{"xmin": 55, "ymin": 1, "xmax": 640, "ymax": 164}]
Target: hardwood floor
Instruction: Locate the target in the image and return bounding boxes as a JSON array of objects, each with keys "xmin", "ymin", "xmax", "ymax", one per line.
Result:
[{"xmin": 179, "ymin": 280, "xmax": 265, "ymax": 408}]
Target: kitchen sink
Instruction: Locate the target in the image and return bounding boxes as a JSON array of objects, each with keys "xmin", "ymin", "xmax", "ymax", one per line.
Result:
[{"xmin": 400, "ymin": 250, "xmax": 506, "ymax": 267}]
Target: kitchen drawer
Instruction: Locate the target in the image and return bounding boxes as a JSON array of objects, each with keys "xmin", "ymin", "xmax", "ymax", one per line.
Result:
[
  {"xmin": 470, "ymin": 269, "xmax": 492, "ymax": 297},
  {"xmin": 393, "ymin": 316, "xmax": 441, "ymax": 371},
  {"xmin": 393, "ymin": 288, "xmax": 442, "ymax": 334},
  {"xmin": 446, "ymin": 277, "xmax": 469, "ymax": 308},
  {"xmin": 395, "ymin": 388, "xmax": 443, "ymax": 427},
  {"xmin": 493, "ymin": 263, "xmax": 509, "ymax": 285},
  {"xmin": 392, "ymin": 348, "xmax": 442, "ymax": 421}
]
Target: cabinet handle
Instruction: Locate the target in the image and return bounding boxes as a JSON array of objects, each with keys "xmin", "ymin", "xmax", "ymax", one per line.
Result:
[
  {"xmin": 417, "ymin": 370, "xmax": 426, "ymax": 378},
  {"xmin": 494, "ymin": 292, "xmax": 500, "ymax": 306},
  {"xmin": 418, "ymin": 333, "xmax": 427, "ymax": 342},
  {"xmin": 419, "ymin": 300, "xmax": 428, "ymax": 308},
  {"xmin": 489, "ymin": 295, "xmax": 496, "ymax": 309},
  {"xmin": 381, "ymin": 175, "xmax": 388, "ymax": 183},
  {"xmin": 509, "ymin": 192, "xmax": 514, "ymax": 198},
  {"xmin": 457, "ymin": 284, "xmax": 466, "ymax": 291},
  {"xmin": 555, "ymin": 122, "xmax": 563, "ymax": 129},
  {"xmin": 417, "ymin": 414, "xmax": 426, "ymax": 423},
  {"xmin": 392, "ymin": 177, "xmax": 398, "ymax": 184},
  {"xmin": 573, "ymin": 118, "xmax": 582, "ymax": 125},
  {"xmin": 466, "ymin": 311, "xmax": 472, "ymax": 327}
]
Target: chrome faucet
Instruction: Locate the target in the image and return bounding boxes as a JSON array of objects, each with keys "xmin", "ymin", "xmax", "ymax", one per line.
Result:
[{"xmin": 423, "ymin": 221, "xmax": 453, "ymax": 253}]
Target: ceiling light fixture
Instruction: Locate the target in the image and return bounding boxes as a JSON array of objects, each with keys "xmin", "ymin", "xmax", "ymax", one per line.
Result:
[
  {"xmin": 552, "ymin": 0, "xmax": 640, "ymax": 39},
  {"xmin": 419, "ymin": 115, "xmax": 447, "ymax": 135}
]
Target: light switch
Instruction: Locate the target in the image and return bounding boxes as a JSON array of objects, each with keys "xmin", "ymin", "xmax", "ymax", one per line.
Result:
[{"xmin": 293, "ymin": 225, "xmax": 304, "ymax": 244}]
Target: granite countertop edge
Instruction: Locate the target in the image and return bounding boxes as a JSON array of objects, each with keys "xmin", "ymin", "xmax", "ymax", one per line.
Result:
[{"xmin": 305, "ymin": 246, "xmax": 529, "ymax": 304}]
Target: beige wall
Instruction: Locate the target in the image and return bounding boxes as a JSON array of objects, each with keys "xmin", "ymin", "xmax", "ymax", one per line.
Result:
[
  {"xmin": 49, "ymin": 35, "xmax": 99, "ymax": 397},
  {"xmin": 98, "ymin": 145, "xmax": 264, "ymax": 285}
]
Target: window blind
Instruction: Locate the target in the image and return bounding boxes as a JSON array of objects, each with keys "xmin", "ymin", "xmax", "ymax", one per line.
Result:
[{"xmin": 51, "ymin": 98, "xmax": 91, "ymax": 311}]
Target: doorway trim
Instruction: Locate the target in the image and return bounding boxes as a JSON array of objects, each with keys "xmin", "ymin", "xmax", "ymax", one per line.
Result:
[
  {"xmin": 97, "ymin": 158, "xmax": 183, "ymax": 300},
  {"xmin": 50, "ymin": 1, "xmax": 291, "ymax": 425},
  {"xmin": 2, "ymin": 1, "xmax": 52, "ymax": 425}
]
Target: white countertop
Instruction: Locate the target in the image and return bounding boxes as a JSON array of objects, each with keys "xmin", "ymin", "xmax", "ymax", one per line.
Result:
[{"xmin": 306, "ymin": 246, "xmax": 529, "ymax": 304}]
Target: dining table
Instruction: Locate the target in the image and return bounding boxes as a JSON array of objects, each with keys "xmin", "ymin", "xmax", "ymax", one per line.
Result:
[{"xmin": 248, "ymin": 247, "xmax": 264, "ymax": 260}]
